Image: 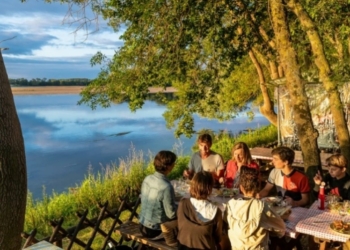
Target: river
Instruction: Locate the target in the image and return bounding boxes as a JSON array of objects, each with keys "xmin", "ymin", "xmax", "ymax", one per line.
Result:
[{"xmin": 14, "ymin": 94, "xmax": 269, "ymax": 199}]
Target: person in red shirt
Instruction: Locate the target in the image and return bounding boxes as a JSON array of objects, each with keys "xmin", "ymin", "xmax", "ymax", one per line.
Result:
[{"xmin": 224, "ymin": 142, "xmax": 259, "ymax": 188}]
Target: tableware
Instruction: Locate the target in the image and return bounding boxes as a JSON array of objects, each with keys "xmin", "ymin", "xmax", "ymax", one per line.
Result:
[
  {"xmin": 261, "ymin": 196, "xmax": 283, "ymax": 206},
  {"xmin": 330, "ymin": 221, "xmax": 350, "ymax": 235}
]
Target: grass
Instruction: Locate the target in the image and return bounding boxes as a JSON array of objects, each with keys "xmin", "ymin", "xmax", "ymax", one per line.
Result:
[{"xmin": 23, "ymin": 125, "xmax": 277, "ymax": 249}]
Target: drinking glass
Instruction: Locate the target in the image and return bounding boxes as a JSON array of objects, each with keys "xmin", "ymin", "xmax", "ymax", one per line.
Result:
[
  {"xmin": 339, "ymin": 207, "xmax": 348, "ymax": 223},
  {"xmin": 339, "ymin": 201, "xmax": 350, "ymax": 223}
]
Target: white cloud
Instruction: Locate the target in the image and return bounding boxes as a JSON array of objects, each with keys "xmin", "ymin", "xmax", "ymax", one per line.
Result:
[{"xmin": 0, "ymin": 1, "xmax": 123, "ymax": 78}]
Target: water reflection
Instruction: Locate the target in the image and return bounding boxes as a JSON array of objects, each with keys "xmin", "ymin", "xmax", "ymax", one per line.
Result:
[{"xmin": 14, "ymin": 94, "xmax": 269, "ymax": 199}]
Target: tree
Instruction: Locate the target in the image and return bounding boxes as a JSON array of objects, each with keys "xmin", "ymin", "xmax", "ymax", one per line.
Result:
[
  {"xmin": 285, "ymin": 0, "xmax": 350, "ymax": 167},
  {"xmin": 48, "ymin": 0, "xmax": 350, "ymax": 170},
  {"xmin": 269, "ymin": 0, "xmax": 321, "ymax": 168},
  {"xmin": 0, "ymin": 50, "xmax": 27, "ymax": 250}
]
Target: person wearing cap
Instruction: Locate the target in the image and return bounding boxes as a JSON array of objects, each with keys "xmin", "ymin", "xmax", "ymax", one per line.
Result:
[{"xmin": 313, "ymin": 153, "xmax": 350, "ymax": 200}]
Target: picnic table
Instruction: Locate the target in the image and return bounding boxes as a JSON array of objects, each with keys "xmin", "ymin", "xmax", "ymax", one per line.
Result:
[
  {"xmin": 296, "ymin": 201, "xmax": 350, "ymax": 250},
  {"xmin": 171, "ymin": 180, "xmax": 305, "ymax": 239}
]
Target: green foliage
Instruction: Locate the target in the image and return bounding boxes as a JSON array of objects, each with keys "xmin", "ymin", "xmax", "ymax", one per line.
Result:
[{"xmin": 75, "ymin": 0, "xmax": 274, "ymax": 137}]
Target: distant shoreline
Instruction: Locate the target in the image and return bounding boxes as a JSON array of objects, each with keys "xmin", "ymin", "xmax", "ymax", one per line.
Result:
[{"xmin": 11, "ymin": 86, "xmax": 176, "ymax": 95}]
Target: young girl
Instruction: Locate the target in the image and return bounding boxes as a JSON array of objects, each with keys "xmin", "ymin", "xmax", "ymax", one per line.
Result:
[
  {"xmin": 177, "ymin": 171, "xmax": 223, "ymax": 249},
  {"xmin": 225, "ymin": 142, "xmax": 259, "ymax": 188},
  {"xmin": 226, "ymin": 166, "xmax": 285, "ymax": 249},
  {"xmin": 139, "ymin": 150, "xmax": 177, "ymax": 239}
]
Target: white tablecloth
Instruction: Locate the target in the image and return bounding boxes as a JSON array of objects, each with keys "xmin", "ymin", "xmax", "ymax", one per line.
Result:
[
  {"xmin": 172, "ymin": 180, "xmax": 304, "ymax": 239},
  {"xmin": 23, "ymin": 241, "xmax": 63, "ymax": 250},
  {"xmin": 295, "ymin": 201, "xmax": 350, "ymax": 242}
]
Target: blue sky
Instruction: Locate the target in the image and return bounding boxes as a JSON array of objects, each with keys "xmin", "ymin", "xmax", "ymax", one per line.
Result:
[{"xmin": 0, "ymin": 0, "xmax": 124, "ymax": 79}]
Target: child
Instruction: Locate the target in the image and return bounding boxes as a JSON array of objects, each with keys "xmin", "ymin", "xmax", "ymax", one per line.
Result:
[
  {"xmin": 225, "ymin": 142, "xmax": 259, "ymax": 188},
  {"xmin": 226, "ymin": 166, "xmax": 285, "ymax": 249},
  {"xmin": 314, "ymin": 153, "xmax": 350, "ymax": 200},
  {"xmin": 258, "ymin": 146, "xmax": 310, "ymax": 207},
  {"xmin": 177, "ymin": 171, "xmax": 223, "ymax": 249},
  {"xmin": 139, "ymin": 150, "xmax": 177, "ymax": 238}
]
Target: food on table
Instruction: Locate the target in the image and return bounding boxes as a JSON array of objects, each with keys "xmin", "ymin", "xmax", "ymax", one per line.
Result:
[
  {"xmin": 327, "ymin": 202, "xmax": 343, "ymax": 213},
  {"xmin": 333, "ymin": 220, "xmax": 343, "ymax": 230},
  {"xmin": 216, "ymin": 188, "xmax": 235, "ymax": 197},
  {"xmin": 330, "ymin": 220, "xmax": 350, "ymax": 234}
]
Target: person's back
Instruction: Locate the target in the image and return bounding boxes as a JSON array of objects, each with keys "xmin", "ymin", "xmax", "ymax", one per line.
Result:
[
  {"xmin": 139, "ymin": 150, "xmax": 177, "ymax": 238},
  {"xmin": 226, "ymin": 166, "xmax": 285, "ymax": 250},
  {"xmin": 177, "ymin": 198, "xmax": 222, "ymax": 250},
  {"xmin": 226, "ymin": 198, "xmax": 284, "ymax": 249},
  {"xmin": 177, "ymin": 171, "xmax": 223, "ymax": 250}
]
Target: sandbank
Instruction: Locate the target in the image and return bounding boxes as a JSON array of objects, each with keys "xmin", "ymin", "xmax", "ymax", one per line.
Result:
[{"xmin": 11, "ymin": 86, "xmax": 176, "ymax": 95}]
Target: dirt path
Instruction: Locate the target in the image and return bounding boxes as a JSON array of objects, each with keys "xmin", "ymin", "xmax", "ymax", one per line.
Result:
[{"xmin": 11, "ymin": 86, "xmax": 176, "ymax": 95}]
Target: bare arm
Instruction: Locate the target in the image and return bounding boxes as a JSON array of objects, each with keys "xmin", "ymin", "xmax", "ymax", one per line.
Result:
[
  {"xmin": 183, "ymin": 169, "xmax": 194, "ymax": 179},
  {"xmin": 285, "ymin": 193, "xmax": 309, "ymax": 207},
  {"xmin": 258, "ymin": 182, "xmax": 274, "ymax": 198}
]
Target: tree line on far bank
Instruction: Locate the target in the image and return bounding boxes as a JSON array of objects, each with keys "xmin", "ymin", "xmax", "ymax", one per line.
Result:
[{"xmin": 9, "ymin": 78, "xmax": 91, "ymax": 86}]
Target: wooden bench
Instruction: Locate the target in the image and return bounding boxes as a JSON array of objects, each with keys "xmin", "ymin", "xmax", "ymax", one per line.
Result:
[{"xmin": 115, "ymin": 221, "xmax": 176, "ymax": 250}]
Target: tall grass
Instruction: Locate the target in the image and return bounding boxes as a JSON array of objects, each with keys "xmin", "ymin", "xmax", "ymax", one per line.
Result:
[{"xmin": 23, "ymin": 125, "xmax": 276, "ymax": 246}]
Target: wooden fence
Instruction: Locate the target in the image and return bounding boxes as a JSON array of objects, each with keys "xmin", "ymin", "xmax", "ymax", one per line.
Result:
[{"xmin": 21, "ymin": 197, "xmax": 141, "ymax": 250}]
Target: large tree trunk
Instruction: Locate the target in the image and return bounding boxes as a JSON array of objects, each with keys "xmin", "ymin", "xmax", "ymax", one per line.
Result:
[
  {"xmin": 0, "ymin": 50, "xmax": 27, "ymax": 250},
  {"xmin": 287, "ymin": 0, "xmax": 350, "ymax": 169},
  {"xmin": 248, "ymin": 50, "xmax": 278, "ymax": 125},
  {"xmin": 270, "ymin": 0, "xmax": 321, "ymax": 171}
]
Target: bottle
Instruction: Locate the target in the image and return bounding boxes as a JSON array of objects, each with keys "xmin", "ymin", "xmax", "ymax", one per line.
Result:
[{"xmin": 318, "ymin": 182, "xmax": 325, "ymax": 210}]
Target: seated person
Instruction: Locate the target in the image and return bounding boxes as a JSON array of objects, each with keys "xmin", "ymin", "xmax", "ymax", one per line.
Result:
[
  {"xmin": 258, "ymin": 146, "xmax": 310, "ymax": 207},
  {"xmin": 177, "ymin": 171, "xmax": 223, "ymax": 250},
  {"xmin": 183, "ymin": 133, "xmax": 224, "ymax": 184},
  {"xmin": 314, "ymin": 153, "xmax": 350, "ymax": 200},
  {"xmin": 225, "ymin": 166, "xmax": 285, "ymax": 249},
  {"xmin": 139, "ymin": 150, "xmax": 177, "ymax": 238},
  {"xmin": 225, "ymin": 141, "xmax": 259, "ymax": 188}
]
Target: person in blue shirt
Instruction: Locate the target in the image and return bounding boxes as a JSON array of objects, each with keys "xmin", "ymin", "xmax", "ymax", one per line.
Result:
[{"xmin": 139, "ymin": 150, "xmax": 177, "ymax": 239}]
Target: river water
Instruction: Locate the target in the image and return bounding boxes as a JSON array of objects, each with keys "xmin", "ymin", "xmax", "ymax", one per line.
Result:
[{"xmin": 14, "ymin": 94, "xmax": 269, "ymax": 199}]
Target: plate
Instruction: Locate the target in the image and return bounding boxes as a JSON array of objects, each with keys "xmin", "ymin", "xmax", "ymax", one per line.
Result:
[
  {"xmin": 271, "ymin": 206, "xmax": 292, "ymax": 217},
  {"xmin": 261, "ymin": 196, "xmax": 283, "ymax": 206},
  {"xmin": 330, "ymin": 222, "xmax": 350, "ymax": 235}
]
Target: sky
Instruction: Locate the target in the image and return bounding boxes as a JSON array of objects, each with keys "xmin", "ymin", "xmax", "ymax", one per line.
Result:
[{"xmin": 0, "ymin": 0, "xmax": 124, "ymax": 79}]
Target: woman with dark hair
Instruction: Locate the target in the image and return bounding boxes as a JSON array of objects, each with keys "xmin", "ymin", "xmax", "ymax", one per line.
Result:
[
  {"xmin": 139, "ymin": 150, "xmax": 177, "ymax": 239},
  {"xmin": 177, "ymin": 171, "xmax": 223, "ymax": 250},
  {"xmin": 226, "ymin": 166, "xmax": 285, "ymax": 249},
  {"xmin": 225, "ymin": 142, "xmax": 259, "ymax": 188}
]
